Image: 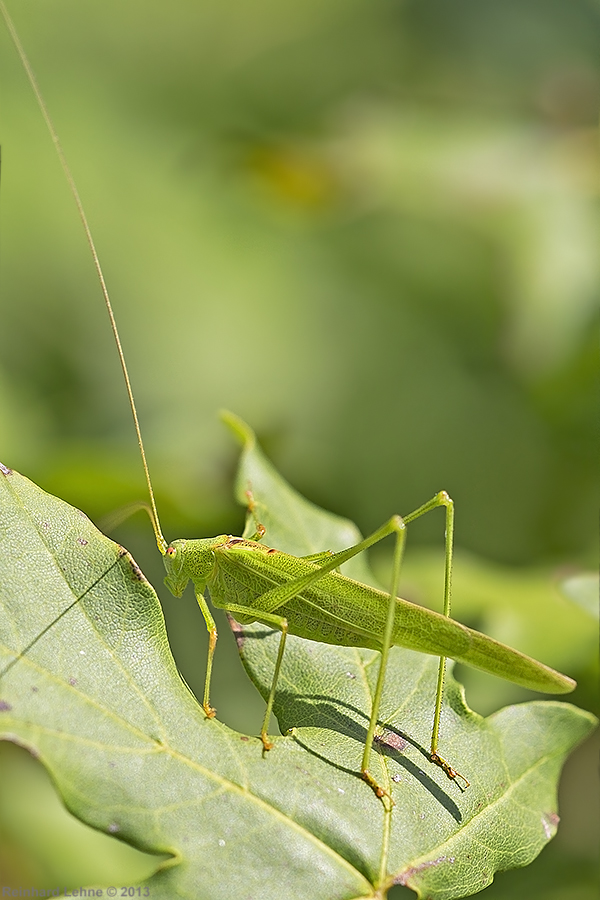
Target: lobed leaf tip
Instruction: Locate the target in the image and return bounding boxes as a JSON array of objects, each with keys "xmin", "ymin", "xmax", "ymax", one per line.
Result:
[{"xmin": 219, "ymin": 410, "xmax": 256, "ymax": 449}]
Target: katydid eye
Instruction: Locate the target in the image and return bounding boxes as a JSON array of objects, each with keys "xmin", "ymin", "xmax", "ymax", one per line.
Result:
[{"xmin": 166, "ymin": 547, "xmax": 177, "ymax": 557}]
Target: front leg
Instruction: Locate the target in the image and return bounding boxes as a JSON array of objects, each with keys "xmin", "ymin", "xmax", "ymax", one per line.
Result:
[{"xmin": 194, "ymin": 588, "xmax": 218, "ymax": 719}]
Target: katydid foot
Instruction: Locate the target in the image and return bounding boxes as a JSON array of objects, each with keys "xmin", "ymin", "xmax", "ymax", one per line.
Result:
[
  {"xmin": 261, "ymin": 732, "xmax": 274, "ymax": 752},
  {"xmin": 430, "ymin": 752, "xmax": 470, "ymax": 790},
  {"xmin": 362, "ymin": 769, "xmax": 395, "ymax": 807}
]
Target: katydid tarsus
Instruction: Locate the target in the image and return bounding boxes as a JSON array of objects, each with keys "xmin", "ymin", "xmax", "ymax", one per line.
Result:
[{"xmin": 1, "ymin": 3, "xmax": 576, "ymax": 804}]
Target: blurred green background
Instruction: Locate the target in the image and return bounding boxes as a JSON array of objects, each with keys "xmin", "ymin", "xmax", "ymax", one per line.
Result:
[{"xmin": 0, "ymin": 0, "xmax": 598, "ymax": 896}]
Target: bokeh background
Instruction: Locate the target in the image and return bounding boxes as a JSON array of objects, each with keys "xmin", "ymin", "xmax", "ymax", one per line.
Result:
[{"xmin": 0, "ymin": 1, "xmax": 598, "ymax": 897}]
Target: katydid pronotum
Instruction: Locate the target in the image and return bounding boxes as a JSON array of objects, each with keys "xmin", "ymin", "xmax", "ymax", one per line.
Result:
[{"xmin": 1, "ymin": 4, "xmax": 576, "ymax": 805}]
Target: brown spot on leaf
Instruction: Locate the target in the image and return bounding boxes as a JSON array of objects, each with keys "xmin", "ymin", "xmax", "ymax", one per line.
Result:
[
  {"xmin": 0, "ymin": 700, "xmax": 13, "ymax": 712},
  {"xmin": 0, "ymin": 462, "xmax": 13, "ymax": 475},
  {"xmin": 396, "ymin": 856, "xmax": 455, "ymax": 886},
  {"xmin": 542, "ymin": 812, "xmax": 560, "ymax": 838},
  {"xmin": 119, "ymin": 548, "xmax": 149, "ymax": 583},
  {"xmin": 129, "ymin": 560, "xmax": 145, "ymax": 581},
  {"xmin": 77, "ymin": 538, "xmax": 88, "ymax": 547},
  {"xmin": 374, "ymin": 731, "xmax": 408, "ymax": 752}
]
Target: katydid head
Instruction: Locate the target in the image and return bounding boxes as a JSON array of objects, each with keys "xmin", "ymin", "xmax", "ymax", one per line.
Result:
[
  {"xmin": 163, "ymin": 536, "xmax": 225, "ymax": 598},
  {"xmin": 163, "ymin": 540, "xmax": 189, "ymax": 597}
]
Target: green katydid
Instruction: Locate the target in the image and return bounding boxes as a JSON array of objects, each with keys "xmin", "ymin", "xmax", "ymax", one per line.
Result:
[
  {"xmin": 157, "ymin": 426, "xmax": 575, "ymax": 801},
  {"xmin": 1, "ymin": 2, "xmax": 576, "ymax": 805}
]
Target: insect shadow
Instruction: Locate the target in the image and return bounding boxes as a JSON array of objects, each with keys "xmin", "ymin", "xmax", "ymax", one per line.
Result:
[
  {"xmin": 278, "ymin": 691, "xmax": 463, "ymax": 822},
  {"xmin": 234, "ymin": 625, "xmax": 463, "ymax": 821}
]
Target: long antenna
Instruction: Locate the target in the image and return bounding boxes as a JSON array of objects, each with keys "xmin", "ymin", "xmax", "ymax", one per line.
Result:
[{"xmin": 1, "ymin": 1, "xmax": 168, "ymax": 554}]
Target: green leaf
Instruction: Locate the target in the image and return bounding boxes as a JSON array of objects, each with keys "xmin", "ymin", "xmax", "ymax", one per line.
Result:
[
  {"xmin": 0, "ymin": 444, "xmax": 596, "ymax": 900},
  {"xmin": 222, "ymin": 409, "xmax": 374, "ymax": 585}
]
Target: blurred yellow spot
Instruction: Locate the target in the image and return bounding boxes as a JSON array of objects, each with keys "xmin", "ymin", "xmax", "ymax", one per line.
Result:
[{"xmin": 246, "ymin": 144, "xmax": 337, "ymax": 209}]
